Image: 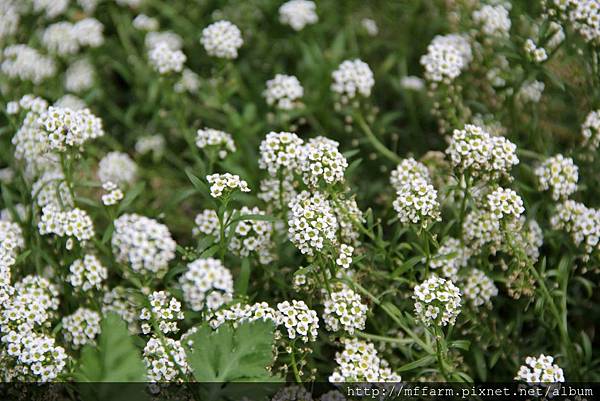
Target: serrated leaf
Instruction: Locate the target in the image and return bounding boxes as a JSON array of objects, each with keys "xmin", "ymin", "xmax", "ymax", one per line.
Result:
[
  {"xmin": 74, "ymin": 313, "xmax": 148, "ymax": 401},
  {"xmin": 184, "ymin": 320, "xmax": 279, "ymax": 382}
]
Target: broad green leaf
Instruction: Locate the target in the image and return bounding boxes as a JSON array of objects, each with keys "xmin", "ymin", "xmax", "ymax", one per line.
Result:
[
  {"xmin": 184, "ymin": 320, "xmax": 279, "ymax": 382},
  {"xmin": 75, "ymin": 313, "xmax": 147, "ymax": 382}
]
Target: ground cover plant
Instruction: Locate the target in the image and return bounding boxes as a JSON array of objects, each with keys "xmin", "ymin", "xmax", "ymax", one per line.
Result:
[{"xmin": 0, "ymin": 0, "xmax": 600, "ymax": 396}]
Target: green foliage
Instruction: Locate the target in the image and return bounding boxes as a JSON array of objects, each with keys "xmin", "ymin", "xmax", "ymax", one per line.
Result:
[{"xmin": 184, "ymin": 320, "xmax": 279, "ymax": 382}]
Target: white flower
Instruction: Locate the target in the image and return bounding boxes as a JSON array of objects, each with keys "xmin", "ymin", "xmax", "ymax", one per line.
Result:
[
  {"xmin": 133, "ymin": 14, "xmax": 159, "ymax": 31},
  {"xmin": 139, "ymin": 291, "xmax": 184, "ymax": 335},
  {"xmin": 209, "ymin": 302, "xmax": 277, "ymax": 329},
  {"xmin": 143, "ymin": 337, "xmax": 190, "ymax": 382},
  {"xmin": 38, "ymin": 205, "xmax": 95, "ymax": 247},
  {"xmin": 535, "ymin": 154, "xmax": 578, "ymax": 200},
  {"xmin": 288, "ymin": 191, "xmax": 338, "ymax": 255},
  {"xmin": 62, "ymin": 308, "xmax": 101, "ymax": 348},
  {"xmin": 322, "ymin": 284, "xmax": 367, "ymax": 334},
  {"xmin": 1, "ymin": 45, "xmax": 56, "ymax": 84},
  {"xmin": 393, "ymin": 177, "xmax": 440, "ymax": 227},
  {"xmin": 331, "ymin": 59, "xmax": 375, "ymax": 100},
  {"xmin": 462, "ymin": 269, "xmax": 498, "ymax": 307},
  {"xmin": 98, "ymin": 151, "xmax": 138, "ymax": 186},
  {"xmin": 400, "ymin": 75, "xmax": 425, "ymax": 91},
  {"xmin": 195, "ymin": 128, "xmax": 236, "ymax": 159},
  {"xmin": 361, "ymin": 18, "xmax": 378, "ymax": 36},
  {"xmin": 297, "ymin": 136, "xmax": 348, "ymax": 187},
  {"xmin": 264, "ymin": 74, "xmax": 304, "ymax": 110},
  {"xmin": 430, "ymin": 237, "xmax": 468, "ymax": 280},
  {"xmin": 446, "ymin": 124, "xmax": 518, "ymax": 181},
  {"xmin": 275, "ymin": 300, "xmax": 319, "ymax": 342},
  {"xmin": 112, "ymin": 214, "xmax": 177, "ymax": 275},
  {"xmin": 279, "ymin": 0, "xmax": 318, "ymax": 31},
  {"xmin": 179, "ymin": 258, "xmax": 233, "ymax": 311},
  {"xmin": 472, "ymin": 4, "xmax": 511, "ymax": 37},
  {"xmin": 38, "ymin": 106, "xmax": 104, "ymax": 152},
  {"xmin": 65, "ymin": 59, "xmax": 94, "ymax": 93},
  {"xmin": 259, "ymin": 131, "xmax": 304, "ymax": 176},
  {"xmin": 413, "ymin": 275, "xmax": 462, "ymax": 327},
  {"xmin": 329, "ymin": 338, "xmax": 401, "ymax": 382},
  {"xmin": 582, "ymin": 109, "xmax": 600, "ymax": 150},
  {"xmin": 420, "ymin": 34, "xmax": 472, "ymax": 83},
  {"xmin": 515, "ymin": 354, "xmax": 565, "ymax": 383},
  {"xmin": 148, "ymin": 42, "xmax": 186, "ymax": 74},
  {"xmin": 206, "ymin": 173, "xmax": 251, "ymax": 198},
  {"xmin": 517, "ymin": 80, "xmax": 545, "ymax": 103},
  {"xmin": 67, "ymin": 254, "xmax": 108, "ymax": 292},
  {"xmin": 486, "ymin": 187, "xmax": 525, "ymax": 221},
  {"xmin": 200, "ymin": 20, "xmax": 243, "ymax": 59}
]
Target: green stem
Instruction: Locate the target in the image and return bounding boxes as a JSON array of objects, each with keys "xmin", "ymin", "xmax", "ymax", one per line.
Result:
[
  {"xmin": 290, "ymin": 347, "xmax": 302, "ymax": 383},
  {"xmin": 355, "ymin": 113, "xmax": 402, "ymax": 164}
]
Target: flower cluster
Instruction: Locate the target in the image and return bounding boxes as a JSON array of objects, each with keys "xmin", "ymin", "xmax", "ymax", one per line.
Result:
[
  {"xmin": 335, "ymin": 244, "xmax": 354, "ymax": 269},
  {"xmin": 62, "ymin": 308, "xmax": 101, "ymax": 348},
  {"xmin": 472, "ymin": 4, "xmax": 511, "ymax": 38},
  {"xmin": 259, "ymin": 131, "xmax": 304, "ymax": 176},
  {"xmin": 140, "ymin": 291, "xmax": 184, "ymax": 335},
  {"xmin": 2, "ymin": 45, "xmax": 56, "ymax": 84},
  {"xmin": 264, "ymin": 74, "xmax": 304, "ymax": 110},
  {"xmin": 535, "ymin": 154, "xmax": 578, "ymax": 200},
  {"xmin": 515, "ymin": 354, "xmax": 565, "ymax": 383},
  {"xmin": 229, "ymin": 206, "xmax": 275, "ymax": 264},
  {"xmin": 38, "ymin": 106, "xmax": 105, "ymax": 151},
  {"xmin": 288, "ymin": 190, "xmax": 339, "ymax": 255},
  {"xmin": 38, "ymin": 205, "xmax": 95, "ymax": 248},
  {"xmin": 524, "ymin": 39, "xmax": 548, "ymax": 63},
  {"xmin": 322, "ymin": 284, "xmax": 367, "ymax": 334},
  {"xmin": 209, "ymin": 302, "xmax": 277, "ymax": 329},
  {"xmin": 329, "ymin": 338, "xmax": 401, "ymax": 382},
  {"xmin": 581, "ymin": 109, "xmax": 600, "ymax": 150},
  {"xmin": 148, "ymin": 42, "xmax": 186, "ymax": 74},
  {"xmin": 101, "ymin": 181, "xmax": 124, "ymax": 206},
  {"xmin": 179, "ymin": 258, "xmax": 233, "ymax": 311},
  {"xmin": 548, "ymin": 0, "xmax": 600, "ymax": 45},
  {"xmin": 195, "ymin": 128, "xmax": 236, "ymax": 159},
  {"xmin": 390, "ymin": 158, "xmax": 431, "ymax": 192},
  {"xmin": 430, "ymin": 237, "xmax": 469, "ymax": 280},
  {"xmin": 413, "ymin": 275, "xmax": 462, "ymax": 327},
  {"xmin": 393, "ymin": 176, "xmax": 441, "ymax": 227},
  {"xmin": 420, "ymin": 34, "xmax": 472, "ymax": 83},
  {"xmin": 331, "ymin": 59, "xmax": 375, "ymax": 100},
  {"xmin": 200, "ymin": 20, "xmax": 243, "ymax": 59},
  {"xmin": 42, "ymin": 19, "xmax": 104, "ymax": 55},
  {"xmin": 486, "ymin": 187, "xmax": 525, "ymax": 221},
  {"xmin": 462, "ymin": 269, "xmax": 498, "ymax": 307},
  {"xmin": 276, "ymin": 300, "xmax": 319, "ymax": 342},
  {"xmin": 102, "ymin": 287, "xmax": 139, "ymax": 333},
  {"xmin": 279, "ymin": 0, "xmax": 318, "ymax": 31},
  {"xmin": 112, "ymin": 214, "xmax": 177, "ymax": 275},
  {"xmin": 133, "ymin": 14, "xmax": 159, "ymax": 31},
  {"xmin": 518, "ymin": 80, "xmax": 545, "ymax": 103},
  {"xmin": 551, "ymin": 200, "xmax": 600, "ymax": 258},
  {"xmin": 67, "ymin": 254, "xmax": 107, "ymax": 292},
  {"xmin": 98, "ymin": 151, "xmax": 138, "ymax": 186},
  {"xmin": 65, "ymin": 59, "xmax": 94, "ymax": 93},
  {"xmin": 297, "ymin": 137, "xmax": 348, "ymax": 187},
  {"xmin": 143, "ymin": 337, "xmax": 190, "ymax": 382},
  {"xmin": 206, "ymin": 173, "xmax": 251, "ymax": 199},
  {"xmin": 446, "ymin": 124, "xmax": 518, "ymax": 181}
]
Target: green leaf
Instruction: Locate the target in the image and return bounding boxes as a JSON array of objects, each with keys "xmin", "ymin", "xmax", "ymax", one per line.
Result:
[
  {"xmin": 395, "ymin": 355, "xmax": 436, "ymax": 372},
  {"xmin": 74, "ymin": 313, "xmax": 148, "ymax": 401},
  {"xmin": 184, "ymin": 320, "xmax": 279, "ymax": 382},
  {"xmin": 75, "ymin": 313, "xmax": 146, "ymax": 382}
]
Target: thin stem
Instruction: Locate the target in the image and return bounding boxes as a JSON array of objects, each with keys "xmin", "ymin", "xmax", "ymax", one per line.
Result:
[
  {"xmin": 290, "ymin": 347, "xmax": 302, "ymax": 383},
  {"xmin": 355, "ymin": 112, "xmax": 402, "ymax": 164}
]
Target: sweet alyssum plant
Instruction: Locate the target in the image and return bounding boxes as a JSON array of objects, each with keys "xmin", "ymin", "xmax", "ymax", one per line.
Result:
[{"xmin": 0, "ymin": 0, "xmax": 599, "ymax": 394}]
